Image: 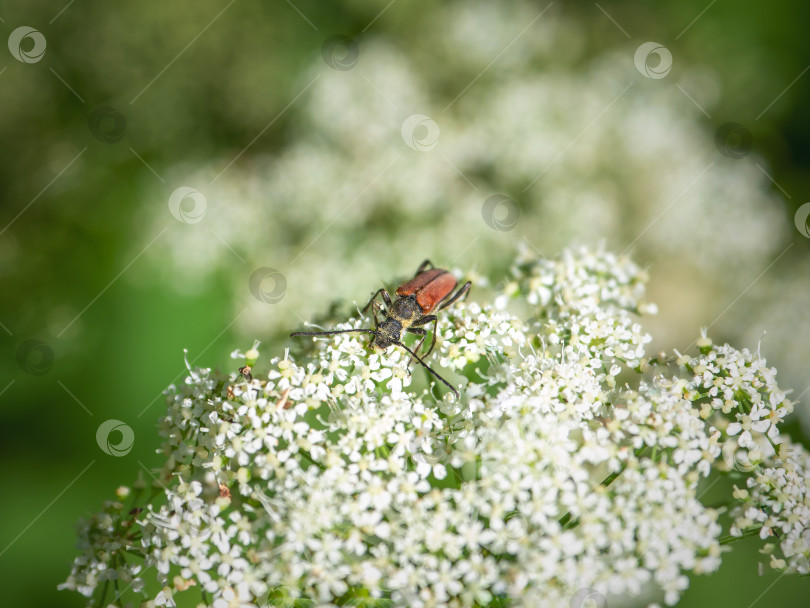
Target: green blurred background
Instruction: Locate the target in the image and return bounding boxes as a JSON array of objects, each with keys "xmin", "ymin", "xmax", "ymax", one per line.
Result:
[{"xmin": 1, "ymin": 0, "xmax": 808, "ymax": 606}]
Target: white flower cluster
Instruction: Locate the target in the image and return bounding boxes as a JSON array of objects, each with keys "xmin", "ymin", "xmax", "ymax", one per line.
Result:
[
  {"xmin": 729, "ymin": 441, "xmax": 810, "ymax": 574},
  {"xmin": 141, "ymin": 1, "xmax": 796, "ymax": 395},
  {"xmin": 677, "ymin": 337, "xmax": 792, "ymax": 457},
  {"xmin": 58, "ymin": 489, "xmax": 145, "ymax": 599},
  {"xmin": 670, "ymin": 337, "xmax": 808, "ymax": 575},
  {"xmin": 61, "ymin": 247, "xmax": 807, "ymax": 608}
]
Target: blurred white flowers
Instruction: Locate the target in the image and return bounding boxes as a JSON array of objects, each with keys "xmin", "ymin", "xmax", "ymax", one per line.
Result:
[
  {"xmin": 61, "ymin": 246, "xmax": 808, "ymax": 607},
  {"xmin": 140, "ymin": 1, "xmax": 808, "ymax": 426}
]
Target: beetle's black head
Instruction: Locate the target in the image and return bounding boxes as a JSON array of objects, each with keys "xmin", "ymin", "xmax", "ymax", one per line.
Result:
[{"xmin": 371, "ymin": 318, "xmax": 402, "ymax": 351}]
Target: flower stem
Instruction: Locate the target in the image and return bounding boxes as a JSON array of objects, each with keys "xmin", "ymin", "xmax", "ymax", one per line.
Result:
[
  {"xmin": 719, "ymin": 527, "xmax": 763, "ymax": 545},
  {"xmin": 96, "ymin": 578, "xmax": 109, "ymax": 608},
  {"xmin": 558, "ymin": 460, "xmax": 632, "ymax": 528}
]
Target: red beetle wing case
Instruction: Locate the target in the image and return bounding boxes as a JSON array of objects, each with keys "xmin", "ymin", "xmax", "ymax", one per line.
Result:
[
  {"xmin": 397, "ymin": 269, "xmax": 458, "ymax": 313},
  {"xmin": 396, "ymin": 268, "xmax": 445, "ymax": 296}
]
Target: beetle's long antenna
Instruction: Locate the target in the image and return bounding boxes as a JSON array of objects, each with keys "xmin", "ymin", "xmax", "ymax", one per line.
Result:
[
  {"xmin": 393, "ymin": 340, "xmax": 459, "ymax": 399},
  {"xmin": 290, "ymin": 329, "xmax": 377, "ymax": 337}
]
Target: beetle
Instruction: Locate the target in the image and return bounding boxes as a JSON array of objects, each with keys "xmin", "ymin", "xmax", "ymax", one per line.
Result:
[{"xmin": 290, "ymin": 260, "xmax": 471, "ymax": 398}]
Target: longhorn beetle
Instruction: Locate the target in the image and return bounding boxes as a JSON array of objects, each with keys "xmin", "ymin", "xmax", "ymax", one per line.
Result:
[{"xmin": 290, "ymin": 260, "xmax": 471, "ymax": 398}]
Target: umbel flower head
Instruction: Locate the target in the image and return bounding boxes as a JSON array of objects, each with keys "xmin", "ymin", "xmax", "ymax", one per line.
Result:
[{"xmin": 61, "ymin": 247, "xmax": 808, "ymax": 607}]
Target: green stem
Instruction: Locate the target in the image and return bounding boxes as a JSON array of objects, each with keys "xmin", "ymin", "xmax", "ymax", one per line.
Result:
[
  {"xmin": 704, "ymin": 500, "xmax": 733, "ymax": 510},
  {"xmin": 124, "ymin": 549, "xmax": 146, "ymax": 558},
  {"xmin": 600, "ymin": 467, "xmax": 625, "ymax": 488},
  {"xmin": 299, "ymin": 450, "xmax": 326, "ymax": 471},
  {"xmin": 558, "ymin": 458, "xmax": 634, "ymax": 528},
  {"xmin": 719, "ymin": 526, "xmax": 763, "ymax": 545},
  {"xmin": 96, "ymin": 578, "xmax": 110, "ymax": 608},
  {"xmin": 113, "ymin": 578, "xmax": 122, "ymax": 605}
]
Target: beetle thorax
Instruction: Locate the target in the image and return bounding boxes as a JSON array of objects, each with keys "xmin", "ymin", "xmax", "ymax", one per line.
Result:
[
  {"xmin": 388, "ymin": 296, "xmax": 422, "ymax": 326},
  {"xmin": 371, "ymin": 296, "xmax": 422, "ymax": 350},
  {"xmin": 372, "ymin": 318, "xmax": 402, "ymax": 350}
]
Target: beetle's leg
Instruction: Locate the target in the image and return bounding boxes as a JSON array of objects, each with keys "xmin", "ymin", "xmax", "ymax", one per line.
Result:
[
  {"xmin": 392, "ymin": 339, "xmax": 459, "ymax": 399},
  {"xmin": 362, "ymin": 288, "xmax": 392, "ymax": 321},
  {"xmin": 404, "ymin": 327, "xmax": 428, "ymax": 375},
  {"xmin": 415, "ymin": 260, "xmax": 434, "ymax": 276},
  {"xmin": 367, "ymin": 300, "xmax": 384, "ymax": 328},
  {"xmin": 410, "ymin": 314, "xmax": 439, "ymax": 359},
  {"xmin": 418, "ymin": 315, "xmax": 439, "ymax": 358},
  {"xmin": 437, "ymin": 280, "xmax": 471, "ymax": 311}
]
